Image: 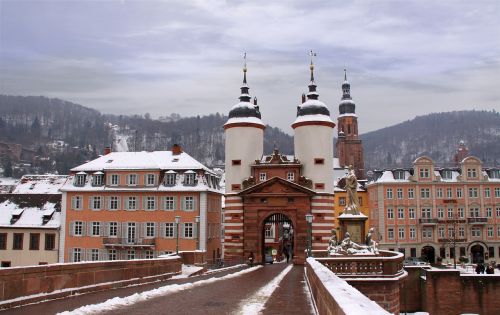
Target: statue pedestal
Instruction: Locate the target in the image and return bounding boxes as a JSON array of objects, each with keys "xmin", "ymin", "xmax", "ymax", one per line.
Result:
[{"xmin": 338, "ymin": 213, "xmax": 368, "ymax": 244}]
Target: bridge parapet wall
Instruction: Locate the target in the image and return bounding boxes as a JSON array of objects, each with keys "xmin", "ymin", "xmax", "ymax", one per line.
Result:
[
  {"xmin": 306, "ymin": 257, "xmax": 390, "ymax": 315},
  {"xmin": 0, "ymin": 257, "xmax": 181, "ymax": 309}
]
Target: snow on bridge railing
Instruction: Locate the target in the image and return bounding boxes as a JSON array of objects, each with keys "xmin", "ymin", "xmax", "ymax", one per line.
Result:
[{"xmin": 306, "ymin": 257, "xmax": 390, "ymax": 315}]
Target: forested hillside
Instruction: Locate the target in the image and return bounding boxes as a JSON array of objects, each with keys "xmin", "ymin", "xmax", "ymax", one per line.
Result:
[{"xmin": 361, "ymin": 110, "xmax": 500, "ymax": 169}]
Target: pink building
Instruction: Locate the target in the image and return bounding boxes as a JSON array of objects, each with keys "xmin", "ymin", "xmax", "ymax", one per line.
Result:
[{"xmin": 367, "ymin": 156, "xmax": 500, "ymax": 264}]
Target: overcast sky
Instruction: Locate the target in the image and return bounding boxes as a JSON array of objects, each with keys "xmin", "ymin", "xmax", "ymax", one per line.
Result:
[{"xmin": 1, "ymin": 0, "xmax": 499, "ymax": 133}]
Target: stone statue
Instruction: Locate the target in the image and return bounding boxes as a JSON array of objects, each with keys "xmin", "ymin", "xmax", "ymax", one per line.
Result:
[
  {"xmin": 365, "ymin": 227, "xmax": 379, "ymax": 254},
  {"xmin": 328, "ymin": 230, "xmax": 379, "ymax": 256},
  {"xmin": 327, "ymin": 229, "xmax": 338, "ymax": 252},
  {"xmin": 344, "ymin": 165, "xmax": 360, "ymax": 215}
]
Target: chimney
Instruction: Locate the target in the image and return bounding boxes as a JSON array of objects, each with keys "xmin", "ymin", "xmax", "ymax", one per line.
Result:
[
  {"xmin": 172, "ymin": 144, "xmax": 183, "ymax": 155},
  {"xmin": 301, "ymin": 93, "xmax": 306, "ymax": 104},
  {"xmin": 104, "ymin": 146, "xmax": 111, "ymax": 155}
]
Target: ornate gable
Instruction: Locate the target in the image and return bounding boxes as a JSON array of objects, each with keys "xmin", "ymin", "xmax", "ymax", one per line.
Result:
[{"xmin": 238, "ymin": 177, "xmax": 315, "ymax": 196}]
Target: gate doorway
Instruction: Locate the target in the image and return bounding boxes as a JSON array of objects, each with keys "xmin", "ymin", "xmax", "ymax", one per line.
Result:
[
  {"xmin": 262, "ymin": 213, "xmax": 294, "ymax": 264},
  {"xmin": 471, "ymin": 244, "xmax": 485, "ymax": 263},
  {"xmin": 421, "ymin": 245, "xmax": 436, "ymax": 264}
]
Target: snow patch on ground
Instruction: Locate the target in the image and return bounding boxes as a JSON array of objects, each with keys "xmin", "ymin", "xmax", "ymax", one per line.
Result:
[
  {"xmin": 57, "ymin": 266, "xmax": 262, "ymax": 315},
  {"xmin": 235, "ymin": 265, "xmax": 293, "ymax": 315},
  {"xmin": 170, "ymin": 265, "xmax": 204, "ymax": 279}
]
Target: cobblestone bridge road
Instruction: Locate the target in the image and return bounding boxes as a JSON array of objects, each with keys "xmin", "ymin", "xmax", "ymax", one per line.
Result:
[{"xmin": 2, "ymin": 263, "xmax": 315, "ymax": 315}]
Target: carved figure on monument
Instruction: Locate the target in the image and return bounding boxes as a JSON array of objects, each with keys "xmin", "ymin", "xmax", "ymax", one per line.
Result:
[
  {"xmin": 327, "ymin": 229, "xmax": 338, "ymax": 252},
  {"xmin": 344, "ymin": 165, "xmax": 360, "ymax": 215},
  {"xmin": 365, "ymin": 227, "xmax": 379, "ymax": 254},
  {"xmin": 328, "ymin": 231, "xmax": 379, "ymax": 256},
  {"xmin": 242, "ymin": 176, "xmax": 256, "ymax": 189}
]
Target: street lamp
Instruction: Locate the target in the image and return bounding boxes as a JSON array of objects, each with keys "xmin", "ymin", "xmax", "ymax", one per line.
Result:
[
  {"xmin": 175, "ymin": 216, "xmax": 181, "ymax": 255},
  {"xmin": 305, "ymin": 214, "xmax": 313, "ymax": 257},
  {"xmin": 195, "ymin": 216, "xmax": 200, "ymax": 251}
]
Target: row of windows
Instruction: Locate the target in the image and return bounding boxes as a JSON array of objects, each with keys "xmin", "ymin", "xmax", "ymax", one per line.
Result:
[
  {"xmin": 386, "ymin": 187, "xmax": 500, "ymax": 199},
  {"xmin": 386, "ymin": 206, "xmax": 500, "ymax": 219},
  {"xmin": 0, "ymin": 233, "xmax": 55, "ymax": 251},
  {"xmin": 258, "ymin": 172, "xmax": 295, "ymax": 182},
  {"xmin": 387, "ymin": 226, "xmax": 500, "ymax": 240},
  {"xmin": 71, "ymin": 195, "xmax": 197, "ymax": 211},
  {"xmin": 69, "ymin": 221, "xmax": 208, "ymax": 239},
  {"xmin": 75, "ymin": 172, "xmax": 199, "ymax": 187},
  {"xmin": 70, "ymin": 248, "xmax": 157, "ymax": 262},
  {"xmin": 417, "ymin": 167, "xmax": 480, "ymax": 179}
]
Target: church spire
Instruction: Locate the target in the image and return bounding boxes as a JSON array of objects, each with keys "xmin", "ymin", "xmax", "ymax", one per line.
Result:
[
  {"xmin": 239, "ymin": 52, "xmax": 251, "ymax": 102},
  {"xmin": 342, "ymin": 66, "xmax": 351, "ymax": 100},
  {"xmin": 307, "ymin": 50, "xmax": 319, "ymax": 101}
]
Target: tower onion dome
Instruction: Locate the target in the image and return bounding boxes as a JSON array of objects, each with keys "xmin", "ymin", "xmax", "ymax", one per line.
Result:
[
  {"xmin": 339, "ymin": 68, "xmax": 356, "ymax": 115},
  {"xmin": 292, "ymin": 59, "xmax": 334, "ymax": 128},
  {"xmin": 224, "ymin": 63, "xmax": 264, "ymax": 128}
]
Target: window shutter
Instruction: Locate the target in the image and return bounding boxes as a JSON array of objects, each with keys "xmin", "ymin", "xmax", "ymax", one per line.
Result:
[
  {"xmin": 117, "ymin": 223, "xmax": 122, "ymax": 238},
  {"xmin": 124, "ymin": 197, "xmax": 129, "ymax": 210},
  {"xmin": 173, "ymin": 197, "xmax": 177, "ymax": 211},
  {"xmin": 193, "ymin": 197, "xmax": 197, "ymax": 211},
  {"xmin": 181, "ymin": 223, "xmax": 185, "ymax": 239},
  {"xmin": 100, "ymin": 249, "xmax": 106, "ymax": 261},
  {"xmin": 126, "ymin": 174, "xmax": 130, "ymax": 185},
  {"xmin": 69, "ymin": 248, "xmax": 73, "ymax": 262},
  {"xmin": 144, "ymin": 174, "xmax": 147, "ymax": 186},
  {"xmin": 71, "ymin": 196, "xmax": 76, "ymax": 209},
  {"xmin": 81, "ymin": 222, "xmax": 86, "ymax": 236},
  {"xmin": 122, "ymin": 222, "xmax": 128, "ymax": 239},
  {"xmin": 89, "ymin": 197, "xmax": 93, "ymax": 210},
  {"xmin": 88, "ymin": 222, "xmax": 93, "ymax": 236},
  {"xmin": 181, "ymin": 197, "xmax": 185, "ymax": 211},
  {"xmin": 152, "ymin": 223, "xmax": 157, "ymax": 237},
  {"xmin": 159, "ymin": 197, "xmax": 165, "ymax": 210},
  {"xmin": 103, "ymin": 222, "xmax": 109, "ymax": 237},
  {"xmin": 116, "ymin": 197, "xmax": 121, "ymax": 211},
  {"xmin": 161, "ymin": 223, "xmax": 166, "ymax": 238},
  {"xmin": 142, "ymin": 222, "xmax": 147, "ymax": 238},
  {"xmin": 194, "ymin": 222, "xmax": 198, "ymax": 238},
  {"xmin": 100, "ymin": 222, "xmax": 105, "ymax": 236},
  {"xmin": 153, "ymin": 197, "xmax": 157, "ymax": 210},
  {"xmin": 142, "ymin": 196, "xmax": 147, "ymax": 210}
]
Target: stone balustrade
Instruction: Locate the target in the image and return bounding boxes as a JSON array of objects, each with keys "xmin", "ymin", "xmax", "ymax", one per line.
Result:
[{"xmin": 313, "ymin": 250, "xmax": 405, "ymax": 278}]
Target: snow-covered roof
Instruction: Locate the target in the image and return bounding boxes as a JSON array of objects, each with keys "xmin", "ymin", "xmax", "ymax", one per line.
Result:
[
  {"xmin": 224, "ymin": 116, "xmax": 265, "ymax": 127},
  {"xmin": 12, "ymin": 175, "xmax": 69, "ymax": 194},
  {"xmin": 292, "ymin": 114, "xmax": 334, "ymax": 125},
  {"xmin": 372, "ymin": 170, "xmax": 412, "ymax": 183},
  {"xmin": 71, "ymin": 151, "xmax": 212, "ymax": 173},
  {"xmin": 0, "ymin": 197, "xmax": 61, "ymax": 229}
]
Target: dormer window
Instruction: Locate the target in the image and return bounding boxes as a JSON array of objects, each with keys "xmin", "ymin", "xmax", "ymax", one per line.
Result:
[
  {"xmin": 393, "ymin": 170, "xmax": 405, "ymax": 180},
  {"xmin": 287, "ymin": 172, "xmax": 295, "ymax": 181},
  {"xmin": 489, "ymin": 169, "xmax": 500, "ymax": 179},
  {"xmin": 441, "ymin": 170, "xmax": 452, "ymax": 180},
  {"xmin": 93, "ymin": 172, "xmax": 104, "ymax": 186},
  {"xmin": 74, "ymin": 172, "xmax": 86, "ymax": 187},
  {"xmin": 184, "ymin": 171, "xmax": 196, "ymax": 186},
  {"xmin": 164, "ymin": 171, "xmax": 177, "ymax": 186},
  {"xmin": 467, "ymin": 168, "xmax": 477, "ymax": 178}
]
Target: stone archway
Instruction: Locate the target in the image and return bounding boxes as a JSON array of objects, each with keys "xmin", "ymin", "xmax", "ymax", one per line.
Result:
[
  {"xmin": 421, "ymin": 245, "xmax": 436, "ymax": 263},
  {"xmin": 259, "ymin": 212, "xmax": 296, "ymax": 264}
]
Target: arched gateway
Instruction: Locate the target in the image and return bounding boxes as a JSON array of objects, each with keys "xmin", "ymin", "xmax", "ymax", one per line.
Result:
[{"xmin": 261, "ymin": 213, "xmax": 294, "ymax": 263}]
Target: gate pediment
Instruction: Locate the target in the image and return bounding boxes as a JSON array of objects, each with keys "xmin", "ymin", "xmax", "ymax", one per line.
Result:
[{"xmin": 238, "ymin": 176, "xmax": 316, "ymax": 196}]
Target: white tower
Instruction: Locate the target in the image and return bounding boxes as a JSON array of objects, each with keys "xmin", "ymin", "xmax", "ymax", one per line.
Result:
[
  {"xmin": 292, "ymin": 55, "xmax": 335, "ymax": 192},
  {"xmin": 224, "ymin": 62, "xmax": 265, "ymax": 194}
]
